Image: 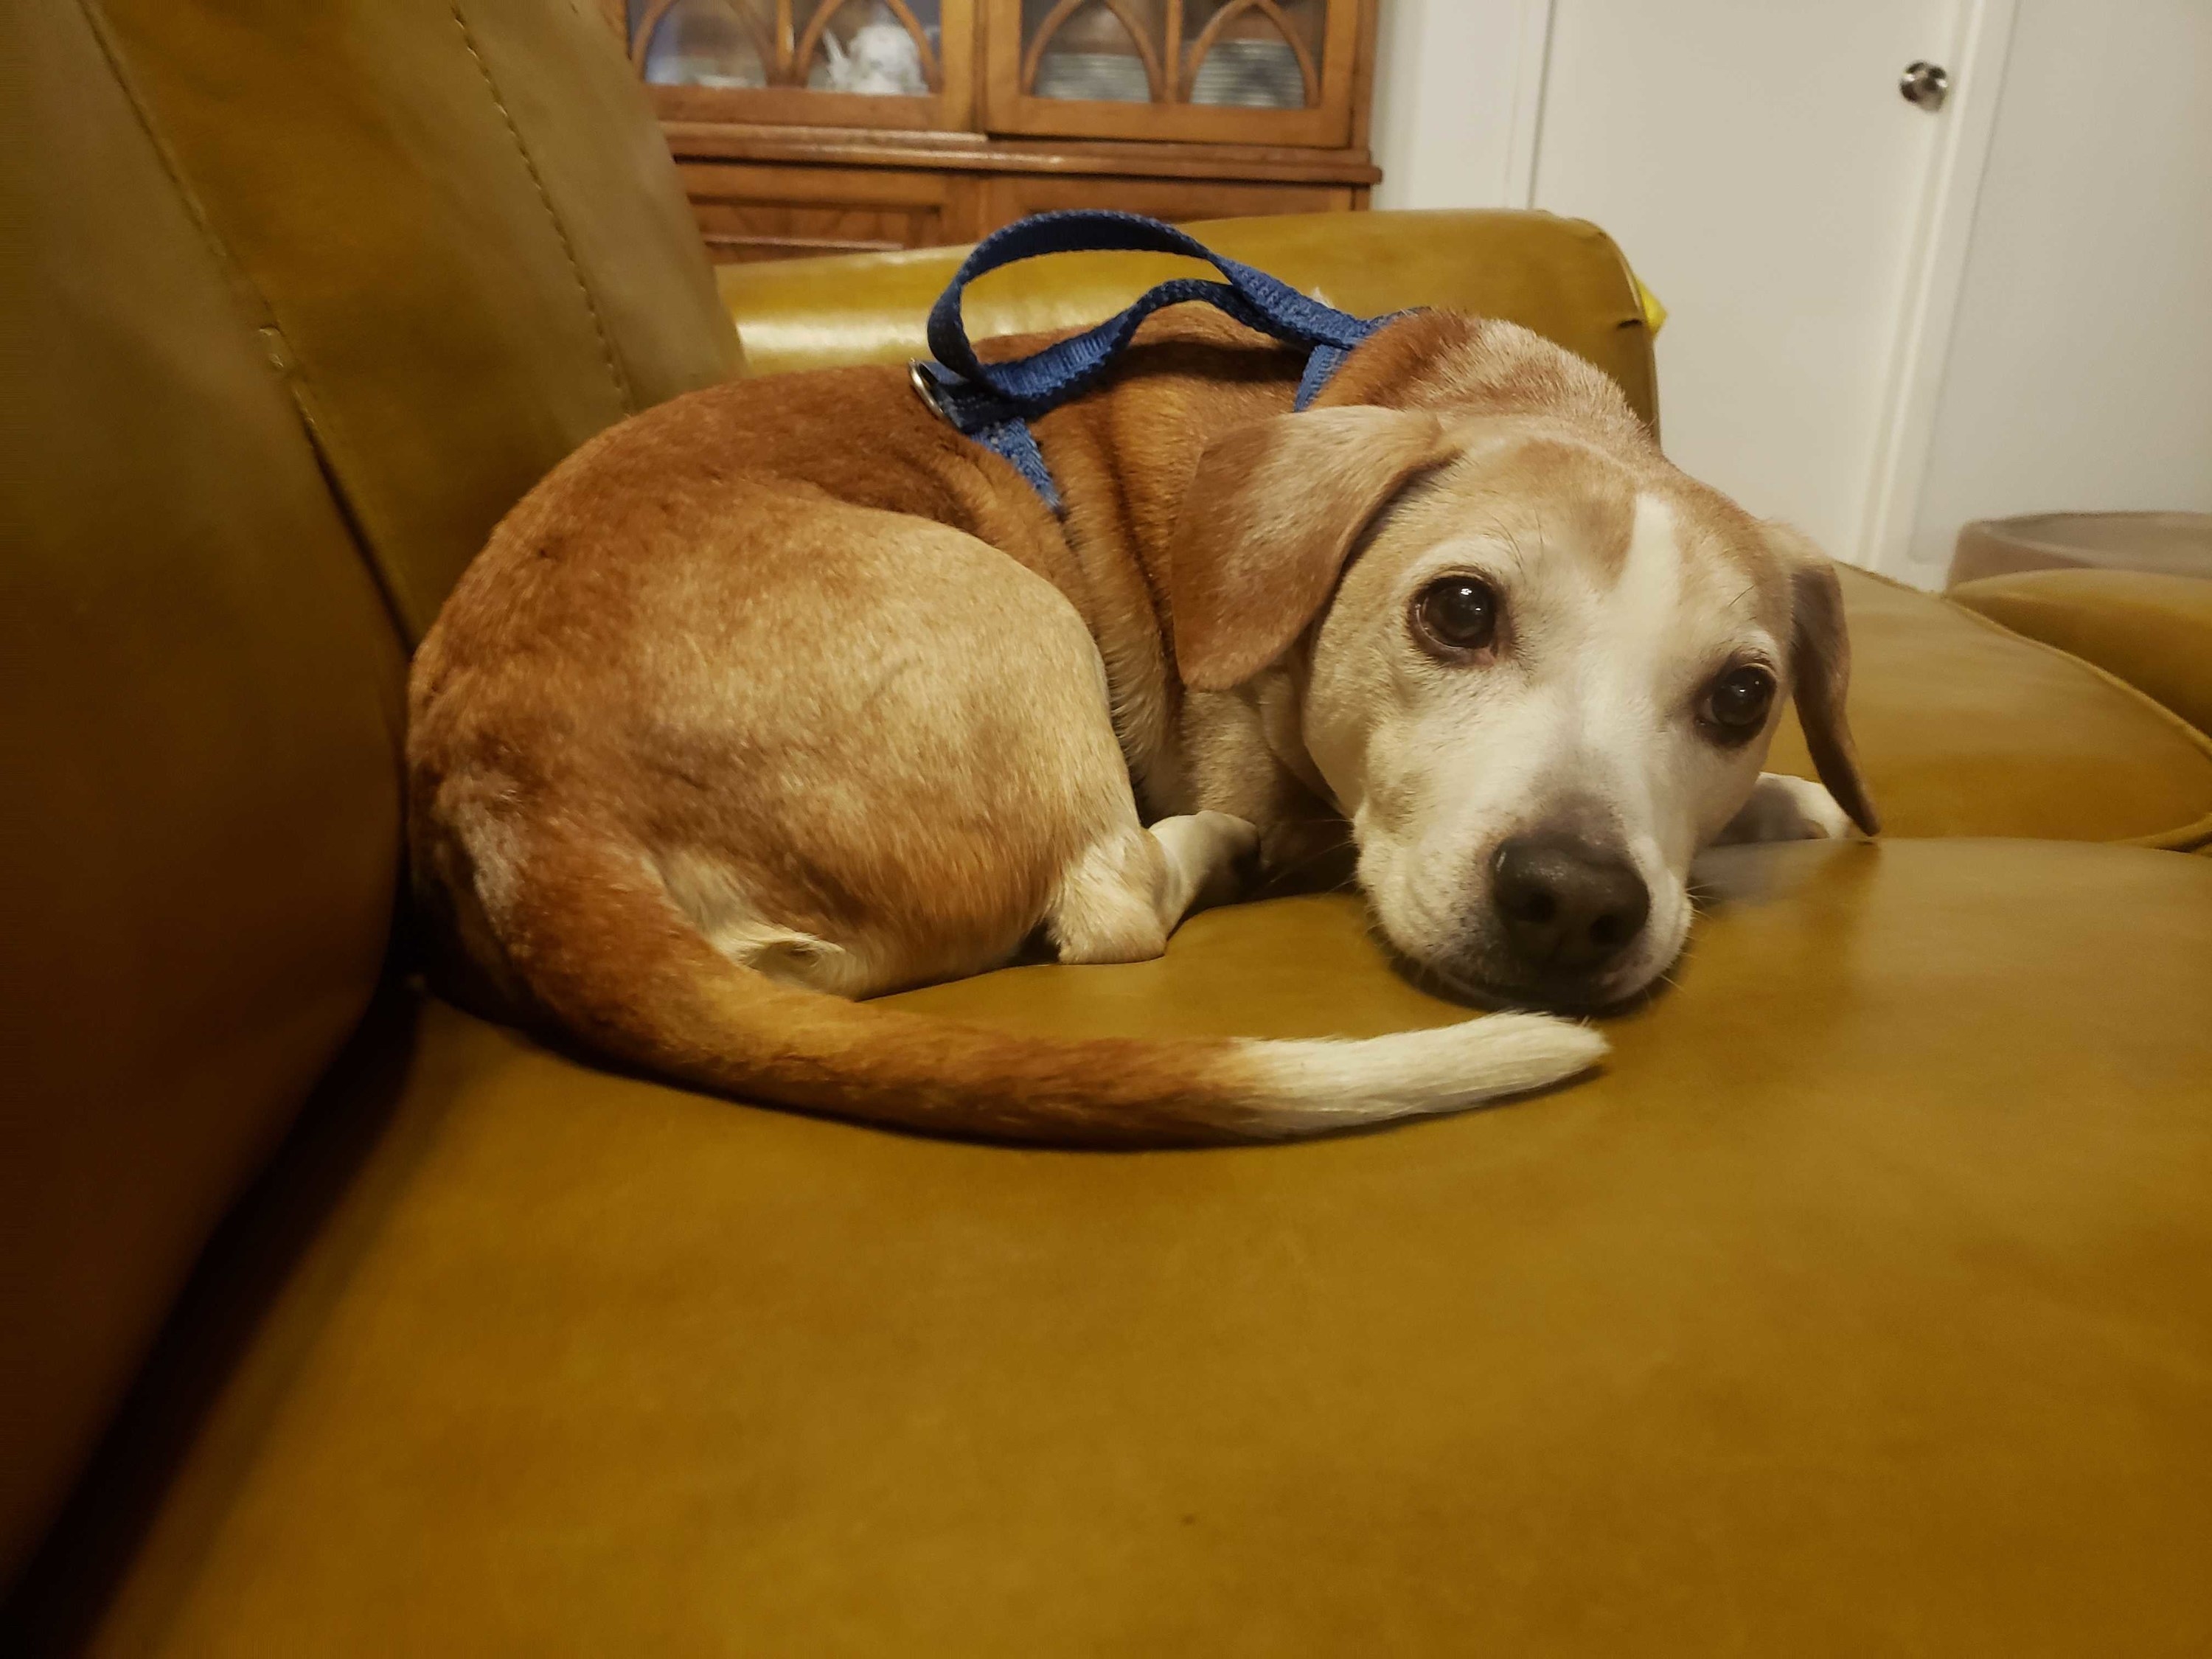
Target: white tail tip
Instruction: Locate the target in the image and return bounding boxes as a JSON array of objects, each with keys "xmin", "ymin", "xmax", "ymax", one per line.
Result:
[{"xmin": 1235, "ymin": 1012, "xmax": 1607, "ymax": 1138}]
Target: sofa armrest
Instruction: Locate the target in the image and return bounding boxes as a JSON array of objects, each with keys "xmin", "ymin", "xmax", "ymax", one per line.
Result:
[{"xmin": 1949, "ymin": 568, "xmax": 2212, "ymax": 737}]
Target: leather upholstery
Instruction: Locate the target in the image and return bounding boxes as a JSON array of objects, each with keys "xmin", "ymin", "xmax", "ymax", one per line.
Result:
[
  {"xmin": 91, "ymin": 0, "xmax": 740, "ymax": 639},
  {"xmin": 721, "ymin": 209, "xmax": 1660, "ymax": 433},
  {"xmin": 0, "ymin": 0, "xmax": 737, "ymax": 1587},
  {"xmin": 1776, "ymin": 570, "xmax": 2212, "ymax": 848},
  {"xmin": 54, "ymin": 844, "xmax": 2212, "ymax": 1655},
  {"xmin": 1950, "ymin": 568, "xmax": 2212, "ymax": 741},
  {"xmin": 0, "ymin": 0, "xmax": 405, "ymax": 1581},
  {"xmin": 10, "ymin": 1, "xmax": 2212, "ymax": 1638}
]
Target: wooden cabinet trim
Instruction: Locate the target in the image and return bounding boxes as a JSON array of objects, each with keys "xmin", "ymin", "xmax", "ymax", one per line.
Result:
[
  {"xmin": 660, "ymin": 123, "xmax": 1380, "ymax": 185},
  {"xmin": 608, "ymin": 0, "xmax": 1380, "ymax": 264}
]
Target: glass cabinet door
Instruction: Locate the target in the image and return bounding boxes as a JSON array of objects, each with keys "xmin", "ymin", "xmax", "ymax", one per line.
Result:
[
  {"xmin": 625, "ymin": 0, "xmax": 975, "ymax": 130},
  {"xmin": 984, "ymin": 0, "xmax": 1363, "ymax": 146}
]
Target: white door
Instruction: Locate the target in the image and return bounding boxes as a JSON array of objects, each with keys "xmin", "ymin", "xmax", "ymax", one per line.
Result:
[
  {"xmin": 1904, "ymin": 0, "xmax": 2212, "ymax": 582},
  {"xmin": 1530, "ymin": 0, "xmax": 1999, "ymax": 576}
]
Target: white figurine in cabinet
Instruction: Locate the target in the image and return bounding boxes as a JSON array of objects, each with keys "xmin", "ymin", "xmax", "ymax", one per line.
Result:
[{"xmin": 819, "ymin": 4, "xmax": 929, "ymax": 97}]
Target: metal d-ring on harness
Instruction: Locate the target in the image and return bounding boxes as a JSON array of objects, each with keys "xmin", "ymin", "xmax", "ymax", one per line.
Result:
[{"xmin": 908, "ymin": 209, "xmax": 1397, "ymax": 513}]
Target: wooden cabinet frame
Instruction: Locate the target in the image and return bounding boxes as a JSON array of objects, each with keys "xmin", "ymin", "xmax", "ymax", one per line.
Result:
[
  {"xmin": 605, "ymin": 0, "xmax": 1380, "ymax": 263},
  {"xmin": 614, "ymin": 0, "xmax": 978, "ymax": 131}
]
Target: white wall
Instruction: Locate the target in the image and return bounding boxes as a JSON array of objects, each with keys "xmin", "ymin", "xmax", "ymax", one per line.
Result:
[
  {"xmin": 1370, "ymin": 0, "xmax": 1534, "ymax": 209},
  {"xmin": 1370, "ymin": 0, "xmax": 2212, "ymax": 589},
  {"xmin": 1905, "ymin": 0, "xmax": 2212, "ymax": 580}
]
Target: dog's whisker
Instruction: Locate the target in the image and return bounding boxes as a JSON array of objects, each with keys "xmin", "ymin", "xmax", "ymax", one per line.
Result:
[
  {"xmin": 1478, "ymin": 512, "xmax": 1530, "ymax": 577},
  {"xmin": 1262, "ymin": 835, "xmax": 1358, "ymax": 891}
]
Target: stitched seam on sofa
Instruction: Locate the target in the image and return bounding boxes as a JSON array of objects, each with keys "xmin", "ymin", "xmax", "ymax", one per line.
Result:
[
  {"xmin": 252, "ymin": 325, "xmax": 423, "ymax": 664},
  {"xmin": 66, "ymin": 0, "xmax": 422, "ymax": 655},
  {"xmin": 451, "ymin": 3, "xmax": 638, "ymax": 416},
  {"xmin": 1913, "ymin": 578, "xmax": 2212, "ymax": 852}
]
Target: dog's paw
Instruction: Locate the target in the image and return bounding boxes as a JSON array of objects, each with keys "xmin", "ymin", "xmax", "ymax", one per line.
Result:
[
  {"xmin": 1190, "ymin": 809, "xmax": 1262, "ymax": 859},
  {"xmin": 1144, "ymin": 810, "xmax": 1263, "ymax": 916},
  {"xmin": 1188, "ymin": 810, "xmax": 1263, "ymax": 906},
  {"xmin": 1720, "ymin": 773, "xmax": 1858, "ymax": 845}
]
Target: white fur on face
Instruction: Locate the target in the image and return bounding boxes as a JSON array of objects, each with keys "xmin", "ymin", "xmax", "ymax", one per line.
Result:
[{"xmin": 1304, "ymin": 473, "xmax": 1785, "ymax": 1009}]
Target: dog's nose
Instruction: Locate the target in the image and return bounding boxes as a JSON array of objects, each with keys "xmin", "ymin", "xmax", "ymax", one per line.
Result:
[{"xmin": 1491, "ymin": 833, "xmax": 1651, "ymax": 973}]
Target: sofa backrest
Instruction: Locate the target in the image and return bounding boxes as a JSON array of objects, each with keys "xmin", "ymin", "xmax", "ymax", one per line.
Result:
[
  {"xmin": 720, "ymin": 209, "xmax": 1660, "ymax": 433},
  {"xmin": 82, "ymin": 0, "xmax": 741, "ymax": 641},
  {"xmin": 0, "ymin": 0, "xmax": 732, "ymax": 1582}
]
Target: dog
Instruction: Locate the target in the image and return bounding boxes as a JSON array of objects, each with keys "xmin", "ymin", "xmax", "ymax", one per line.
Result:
[{"xmin": 407, "ymin": 305, "xmax": 1877, "ymax": 1147}]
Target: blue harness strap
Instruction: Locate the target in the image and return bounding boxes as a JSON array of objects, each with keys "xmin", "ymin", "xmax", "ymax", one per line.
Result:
[{"xmin": 909, "ymin": 210, "xmax": 1395, "ymax": 513}]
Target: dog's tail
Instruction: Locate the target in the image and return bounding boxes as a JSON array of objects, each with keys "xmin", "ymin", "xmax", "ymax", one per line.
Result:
[{"xmin": 473, "ymin": 823, "xmax": 1607, "ymax": 1147}]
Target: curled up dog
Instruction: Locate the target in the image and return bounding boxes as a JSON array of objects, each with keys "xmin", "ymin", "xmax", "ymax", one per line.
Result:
[{"xmin": 406, "ymin": 289, "xmax": 1877, "ymax": 1147}]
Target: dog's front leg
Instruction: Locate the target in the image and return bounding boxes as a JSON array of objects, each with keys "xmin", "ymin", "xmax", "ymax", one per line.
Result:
[
  {"xmin": 1714, "ymin": 773, "xmax": 1858, "ymax": 846},
  {"xmin": 1046, "ymin": 813, "xmax": 1260, "ymax": 965}
]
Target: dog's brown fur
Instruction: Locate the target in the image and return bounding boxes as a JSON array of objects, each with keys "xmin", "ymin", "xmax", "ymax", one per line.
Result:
[{"xmin": 408, "ymin": 308, "xmax": 1869, "ymax": 1145}]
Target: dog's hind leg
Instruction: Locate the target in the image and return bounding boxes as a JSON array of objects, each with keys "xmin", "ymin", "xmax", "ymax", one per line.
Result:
[{"xmin": 1046, "ymin": 810, "xmax": 1259, "ymax": 966}]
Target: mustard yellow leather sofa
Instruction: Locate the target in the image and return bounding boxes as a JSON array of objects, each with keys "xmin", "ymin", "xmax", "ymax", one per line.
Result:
[{"xmin": 7, "ymin": 2, "xmax": 2211, "ymax": 1653}]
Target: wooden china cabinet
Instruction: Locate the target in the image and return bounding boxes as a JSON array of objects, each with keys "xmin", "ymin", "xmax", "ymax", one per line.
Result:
[{"xmin": 603, "ymin": 0, "xmax": 1381, "ymax": 263}]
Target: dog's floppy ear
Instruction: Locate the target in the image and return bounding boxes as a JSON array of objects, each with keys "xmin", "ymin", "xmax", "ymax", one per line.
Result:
[
  {"xmin": 1169, "ymin": 406, "xmax": 1454, "ymax": 692},
  {"xmin": 1767, "ymin": 523, "xmax": 1881, "ymax": 836}
]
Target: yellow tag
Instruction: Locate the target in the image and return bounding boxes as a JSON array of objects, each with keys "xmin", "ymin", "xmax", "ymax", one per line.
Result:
[{"xmin": 1633, "ymin": 274, "xmax": 1668, "ymax": 335}]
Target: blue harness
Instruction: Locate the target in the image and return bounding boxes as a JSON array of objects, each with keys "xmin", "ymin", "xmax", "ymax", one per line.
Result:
[{"xmin": 909, "ymin": 210, "xmax": 1395, "ymax": 513}]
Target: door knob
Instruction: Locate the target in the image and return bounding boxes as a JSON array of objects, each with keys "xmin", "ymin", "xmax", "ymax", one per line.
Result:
[{"xmin": 1900, "ymin": 60, "xmax": 1950, "ymax": 111}]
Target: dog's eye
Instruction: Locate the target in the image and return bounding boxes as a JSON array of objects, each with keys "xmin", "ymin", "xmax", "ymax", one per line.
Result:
[
  {"xmin": 1701, "ymin": 665, "xmax": 1776, "ymax": 739},
  {"xmin": 1413, "ymin": 576, "xmax": 1499, "ymax": 654}
]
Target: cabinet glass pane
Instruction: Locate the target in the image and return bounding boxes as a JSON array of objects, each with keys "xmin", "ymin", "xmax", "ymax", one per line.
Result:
[
  {"xmin": 1021, "ymin": 0, "xmax": 1164, "ymax": 104},
  {"xmin": 1180, "ymin": 0, "xmax": 1322, "ymax": 108},
  {"xmin": 1015, "ymin": 0, "xmax": 1327, "ymax": 108},
  {"xmin": 633, "ymin": 0, "xmax": 944, "ymax": 96},
  {"xmin": 636, "ymin": 0, "xmax": 770, "ymax": 88}
]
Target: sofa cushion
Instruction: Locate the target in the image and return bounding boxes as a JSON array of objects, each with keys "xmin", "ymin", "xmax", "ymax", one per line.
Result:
[
  {"xmin": 1775, "ymin": 569, "xmax": 2212, "ymax": 847},
  {"xmin": 1948, "ymin": 568, "xmax": 2212, "ymax": 742},
  {"xmin": 39, "ymin": 842, "xmax": 2212, "ymax": 1655}
]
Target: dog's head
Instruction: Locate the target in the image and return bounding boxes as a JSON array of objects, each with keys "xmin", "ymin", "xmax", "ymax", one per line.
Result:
[{"xmin": 1168, "ymin": 319, "xmax": 1876, "ymax": 1012}]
